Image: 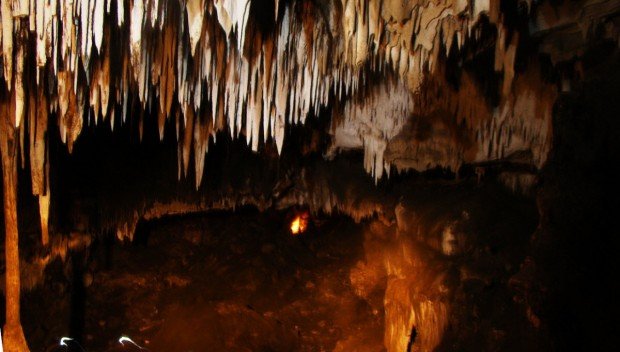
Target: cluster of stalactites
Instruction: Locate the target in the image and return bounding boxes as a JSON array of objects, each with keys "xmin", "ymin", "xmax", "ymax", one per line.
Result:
[
  {"xmin": 328, "ymin": 1, "xmax": 559, "ymax": 179},
  {"xmin": 0, "ymin": 0, "xmax": 511, "ymax": 191},
  {"xmin": 328, "ymin": 79, "xmax": 414, "ymax": 181}
]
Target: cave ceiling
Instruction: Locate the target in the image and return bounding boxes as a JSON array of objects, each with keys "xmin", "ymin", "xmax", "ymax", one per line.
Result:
[{"xmin": 0, "ymin": 0, "xmax": 618, "ymax": 191}]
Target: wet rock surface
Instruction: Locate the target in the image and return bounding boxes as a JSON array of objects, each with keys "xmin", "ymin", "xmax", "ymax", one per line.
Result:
[
  {"xmin": 15, "ymin": 178, "xmax": 544, "ymax": 352},
  {"xmin": 22, "ymin": 210, "xmax": 384, "ymax": 351}
]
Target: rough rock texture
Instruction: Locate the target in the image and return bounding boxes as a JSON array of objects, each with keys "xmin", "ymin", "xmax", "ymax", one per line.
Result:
[
  {"xmin": 2, "ymin": 0, "xmax": 613, "ymax": 191},
  {"xmin": 15, "ymin": 181, "xmax": 541, "ymax": 352},
  {"xmin": 21, "ymin": 211, "xmax": 386, "ymax": 351}
]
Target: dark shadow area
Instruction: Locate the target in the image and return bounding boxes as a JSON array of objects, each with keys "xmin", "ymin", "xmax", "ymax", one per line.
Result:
[
  {"xmin": 21, "ymin": 209, "xmax": 381, "ymax": 351},
  {"xmin": 530, "ymin": 49, "xmax": 620, "ymax": 350}
]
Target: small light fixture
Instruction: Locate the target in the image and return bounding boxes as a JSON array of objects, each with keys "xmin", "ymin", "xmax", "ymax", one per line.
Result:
[{"xmin": 290, "ymin": 213, "xmax": 309, "ymax": 235}]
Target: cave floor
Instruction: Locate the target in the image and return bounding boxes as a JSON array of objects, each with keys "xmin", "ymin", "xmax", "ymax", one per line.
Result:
[{"xmin": 23, "ymin": 210, "xmax": 385, "ymax": 352}]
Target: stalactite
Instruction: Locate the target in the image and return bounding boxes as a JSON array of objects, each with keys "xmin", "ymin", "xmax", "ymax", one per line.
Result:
[
  {"xmin": 181, "ymin": 105, "xmax": 194, "ymax": 179},
  {"xmin": 57, "ymin": 70, "xmax": 82, "ymax": 152},
  {"xmin": 0, "ymin": 96, "xmax": 31, "ymax": 352},
  {"xmin": 329, "ymin": 80, "xmax": 414, "ymax": 182},
  {"xmin": 1, "ymin": 0, "xmax": 13, "ymax": 89},
  {"xmin": 6, "ymin": 0, "xmax": 561, "ymax": 186},
  {"xmin": 193, "ymin": 111, "xmax": 212, "ymax": 189},
  {"xmin": 29, "ymin": 87, "xmax": 47, "ymax": 191},
  {"xmin": 0, "ymin": 2, "xmax": 607, "ymax": 216},
  {"xmin": 186, "ymin": 0, "xmax": 205, "ymax": 56},
  {"xmin": 38, "ymin": 187, "xmax": 51, "ymax": 246},
  {"xmin": 13, "ymin": 22, "xmax": 26, "ymax": 128},
  {"xmin": 0, "ymin": 2, "xmax": 608, "ymax": 261}
]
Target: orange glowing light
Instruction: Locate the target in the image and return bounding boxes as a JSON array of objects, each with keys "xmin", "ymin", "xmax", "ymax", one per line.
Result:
[{"xmin": 290, "ymin": 214, "xmax": 308, "ymax": 235}]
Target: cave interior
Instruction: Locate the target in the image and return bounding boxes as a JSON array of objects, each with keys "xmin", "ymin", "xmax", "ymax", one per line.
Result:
[{"xmin": 0, "ymin": 0, "xmax": 619, "ymax": 351}]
